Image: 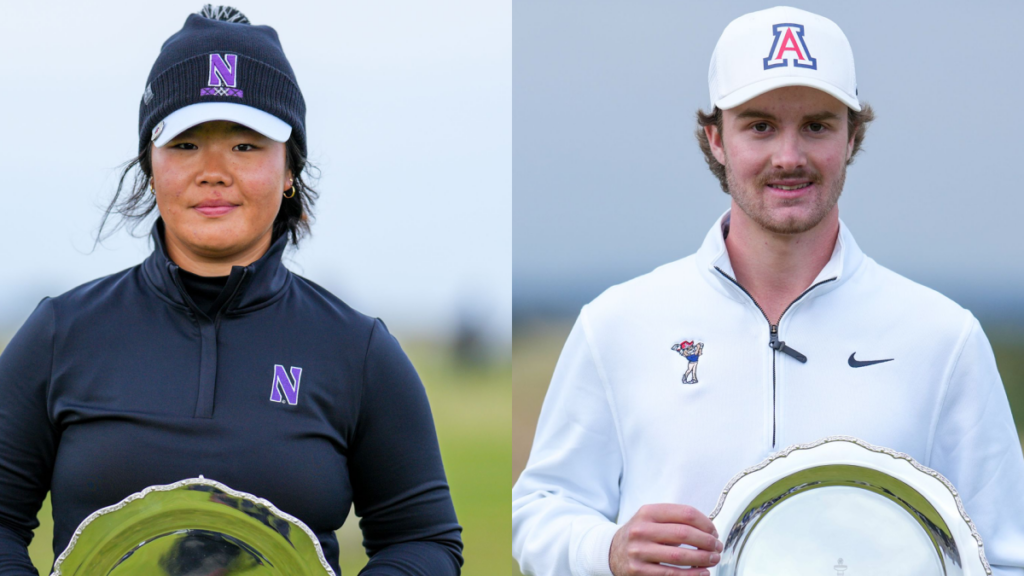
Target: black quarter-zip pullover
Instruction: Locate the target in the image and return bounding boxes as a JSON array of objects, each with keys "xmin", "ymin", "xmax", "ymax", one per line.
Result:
[{"xmin": 0, "ymin": 219, "xmax": 463, "ymax": 575}]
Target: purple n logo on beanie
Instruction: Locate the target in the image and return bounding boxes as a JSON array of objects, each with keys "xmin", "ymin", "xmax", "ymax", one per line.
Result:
[
  {"xmin": 201, "ymin": 53, "xmax": 243, "ymax": 97},
  {"xmin": 208, "ymin": 54, "xmax": 238, "ymax": 87}
]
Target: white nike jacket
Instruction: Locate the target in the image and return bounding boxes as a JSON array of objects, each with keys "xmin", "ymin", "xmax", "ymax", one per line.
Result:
[{"xmin": 512, "ymin": 212, "xmax": 1024, "ymax": 576}]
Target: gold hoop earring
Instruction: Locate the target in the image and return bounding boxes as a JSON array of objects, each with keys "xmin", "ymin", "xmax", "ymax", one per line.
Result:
[
  {"xmin": 150, "ymin": 180, "xmax": 155, "ymax": 195},
  {"xmin": 284, "ymin": 185, "xmax": 296, "ymax": 199}
]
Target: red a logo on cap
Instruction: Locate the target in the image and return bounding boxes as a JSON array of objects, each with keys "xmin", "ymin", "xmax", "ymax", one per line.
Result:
[{"xmin": 763, "ymin": 24, "xmax": 817, "ymax": 70}]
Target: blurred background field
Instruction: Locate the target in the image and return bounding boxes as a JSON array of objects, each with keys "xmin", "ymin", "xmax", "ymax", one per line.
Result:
[
  {"xmin": 512, "ymin": 320, "xmax": 1024, "ymax": 484},
  {"xmin": 20, "ymin": 339, "xmax": 515, "ymax": 576}
]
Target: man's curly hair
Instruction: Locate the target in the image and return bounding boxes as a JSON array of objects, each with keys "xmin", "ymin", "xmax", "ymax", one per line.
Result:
[{"xmin": 695, "ymin": 104, "xmax": 875, "ymax": 193}]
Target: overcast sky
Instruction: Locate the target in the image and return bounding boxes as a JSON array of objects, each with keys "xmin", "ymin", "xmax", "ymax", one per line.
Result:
[
  {"xmin": 513, "ymin": 0, "xmax": 1024, "ymax": 324},
  {"xmin": 0, "ymin": 0, "xmax": 510, "ymax": 343}
]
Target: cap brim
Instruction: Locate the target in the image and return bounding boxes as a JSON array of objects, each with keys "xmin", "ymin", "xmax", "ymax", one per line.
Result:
[
  {"xmin": 152, "ymin": 102, "xmax": 293, "ymax": 147},
  {"xmin": 715, "ymin": 77, "xmax": 861, "ymax": 112}
]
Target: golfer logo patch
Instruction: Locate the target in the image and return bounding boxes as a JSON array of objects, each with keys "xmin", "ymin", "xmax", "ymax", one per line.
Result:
[
  {"xmin": 201, "ymin": 53, "xmax": 244, "ymax": 98},
  {"xmin": 270, "ymin": 365, "xmax": 302, "ymax": 406},
  {"xmin": 763, "ymin": 23, "xmax": 817, "ymax": 70},
  {"xmin": 671, "ymin": 340, "xmax": 704, "ymax": 385}
]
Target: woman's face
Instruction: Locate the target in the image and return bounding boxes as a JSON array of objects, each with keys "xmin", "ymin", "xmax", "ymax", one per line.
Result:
[{"xmin": 151, "ymin": 120, "xmax": 292, "ymax": 270}]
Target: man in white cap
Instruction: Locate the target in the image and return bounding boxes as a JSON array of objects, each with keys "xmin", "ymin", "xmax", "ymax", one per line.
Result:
[{"xmin": 513, "ymin": 6, "xmax": 1024, "ymax": 576}]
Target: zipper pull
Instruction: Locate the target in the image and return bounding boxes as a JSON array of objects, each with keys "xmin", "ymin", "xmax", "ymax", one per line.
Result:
[{"xmin": 769, "ymin": 325, "xmax": 808, "ymax": 363}]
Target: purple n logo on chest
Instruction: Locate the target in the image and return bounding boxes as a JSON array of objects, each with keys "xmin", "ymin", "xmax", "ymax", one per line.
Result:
[{"xmin": 270, "ymin": 365, "xmax": 303, "ymax": 406}]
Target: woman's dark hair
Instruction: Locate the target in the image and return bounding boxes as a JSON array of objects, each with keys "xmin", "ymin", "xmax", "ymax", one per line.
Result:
[
  {"xmin": 695, "ymin": 103, "xmax": 875, "ymax": 193},
  {"xmin": 95, "ymin": 138, "xmax": 319, "ymax": 247}
]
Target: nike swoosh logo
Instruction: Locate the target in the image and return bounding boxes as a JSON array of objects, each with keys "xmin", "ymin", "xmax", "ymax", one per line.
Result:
[{"xmin": 849, "ymin": 353, "xmax": 894, "ymax": 368}]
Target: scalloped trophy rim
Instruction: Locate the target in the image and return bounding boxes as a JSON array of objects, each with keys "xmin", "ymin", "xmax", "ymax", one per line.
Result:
[
  {"xmin": 707, "ymin": 435, "xmax": 991, "ymax": 576},
  {"xmin": 50, "ymin": 475, "xmax": 336, "ymax": 576}
]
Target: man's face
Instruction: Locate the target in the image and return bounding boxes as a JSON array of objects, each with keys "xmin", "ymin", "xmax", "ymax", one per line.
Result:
[{"xmin": 706, "ymin": 86, "xmax": 855, "ymax": 235}]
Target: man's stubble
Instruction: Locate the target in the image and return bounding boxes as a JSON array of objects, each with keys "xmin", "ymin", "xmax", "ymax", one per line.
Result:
[{"xmin": 723, "ymin": 151, "xmax": 846, "ymax": 235}]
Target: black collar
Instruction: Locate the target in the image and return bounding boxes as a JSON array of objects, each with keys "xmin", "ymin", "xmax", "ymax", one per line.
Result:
[{"xmin": 141, "ymin": 218, "xmax": 292, "ymax": 315}]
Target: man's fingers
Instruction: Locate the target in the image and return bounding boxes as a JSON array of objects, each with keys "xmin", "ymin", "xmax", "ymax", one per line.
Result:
[
  {"xmin": 631, "ymin": 565, "xmax": 712, "ymax": 576},
  {"xmin": 656, "ymin": 525, "xmax": 723, "ymax": 552},
  {"xmin": 637, "ymin": 504, "xmax": 718, "ymax": 537},
  {"xmin": 634, "ymin": 542, "xmax": 721, "ymax": 569},
  {"xmin": 619, "ymin": 557, "xmax": 714, "ymax": 576},
  {"xmin": 616, "ymin": 505, "xmax": 723, "ymax": 576},
  {"xmin": 628, "ymin": 522, "xmax": 722, "ymax": 551}
]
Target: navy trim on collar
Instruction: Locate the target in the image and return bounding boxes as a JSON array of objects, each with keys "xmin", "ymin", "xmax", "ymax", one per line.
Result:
[{"xmin": 141, "ymin": 218, "xmax": 292, "ymax": 314}]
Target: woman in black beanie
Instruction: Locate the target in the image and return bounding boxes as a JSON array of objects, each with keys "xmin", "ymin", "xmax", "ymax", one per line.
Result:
[{"xmin": 0, "ymin": 6, "xmax": 462, "ymax": 576}]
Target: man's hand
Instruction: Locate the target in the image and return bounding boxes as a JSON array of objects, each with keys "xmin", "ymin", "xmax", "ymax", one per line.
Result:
[{"xmin": 609, "ymin": 504, "xmax": 723, "ymax": 576}]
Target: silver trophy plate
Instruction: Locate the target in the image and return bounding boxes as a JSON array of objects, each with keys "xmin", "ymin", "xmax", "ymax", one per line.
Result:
[
  {"xmin": 708, "ymin": 436, "xmax": 991, "ymax": 576},
  {"xmin": 52, "ymin": 476, "xmax": 335, "ymax": 576}
]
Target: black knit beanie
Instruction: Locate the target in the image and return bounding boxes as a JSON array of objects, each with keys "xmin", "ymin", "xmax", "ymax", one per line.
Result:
[{"xmin": 138, "ymin": 5, "xmax": 306, "ymax": 156}]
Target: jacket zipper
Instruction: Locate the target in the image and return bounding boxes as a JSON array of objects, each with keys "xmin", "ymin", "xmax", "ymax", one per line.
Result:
[
  {"xmin": 714, "ymin": 266, "xmax": 837, "ymax": 448},
  {"xmin": 215, "ymin": 269, "xmax": 248, "ymax": 324},
  {"xmin": 168, "ymin": 265, "xmax": 249, "ymax": 418}
]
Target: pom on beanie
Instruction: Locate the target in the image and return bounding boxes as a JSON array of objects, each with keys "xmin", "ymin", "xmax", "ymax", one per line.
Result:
[{"xmin": 197, "ymin": 4, "xmax": 250, "ymax": 24}]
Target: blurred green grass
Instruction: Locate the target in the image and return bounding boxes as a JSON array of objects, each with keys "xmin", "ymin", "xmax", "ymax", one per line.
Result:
[{"xmin": 22, "ymin": 340, "xmax": 514, "ymax": 576}]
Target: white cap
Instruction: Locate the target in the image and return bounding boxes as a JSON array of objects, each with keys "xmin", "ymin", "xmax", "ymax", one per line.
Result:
[
  {"xmin": 708, "ymin": 6, "xmax": 860, "ymax": 111},
  {"xmin": 151, "ymin": 102, "xmax": 293, "ymax": 147}
]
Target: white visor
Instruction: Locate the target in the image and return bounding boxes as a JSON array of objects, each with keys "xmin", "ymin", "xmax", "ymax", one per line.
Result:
[{"xmin": 151, "ymin": 102, "xmax": 292, "ymax": 147}]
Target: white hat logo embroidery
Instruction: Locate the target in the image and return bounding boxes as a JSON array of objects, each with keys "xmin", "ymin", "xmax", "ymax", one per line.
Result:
[{"xmin": 763, "ymin": 23, "xmax": 817, "ymax": 70}]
